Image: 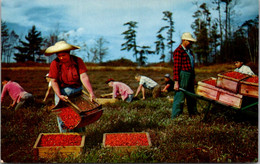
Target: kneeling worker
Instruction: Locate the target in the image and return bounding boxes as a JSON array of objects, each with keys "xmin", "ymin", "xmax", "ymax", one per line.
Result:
[{"xmin": 105, "ymin": 78, "xmax": 134, "ymax": 103}]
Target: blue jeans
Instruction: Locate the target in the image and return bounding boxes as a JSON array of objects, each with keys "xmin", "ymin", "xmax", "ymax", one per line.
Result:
[
  {"xmin": 55, "ymin": 86, "xmax": 85, "ymax": 133},
  {"xmin": 125, "ymin": 94, "xmax": 134, "ymax": 103},
  {"xmin": 172, "ymin": 71, "xmax": 197, "ymax": 119},
  {"xmin": 15, "ymin": 92, "xmax": 34, "ymax": 111}
]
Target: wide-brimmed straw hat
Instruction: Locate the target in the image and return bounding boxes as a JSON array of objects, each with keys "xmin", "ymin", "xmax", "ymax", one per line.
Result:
[
  {"xmin": 181, "ymin": 32, "xmax": 197, "ymax": 42},
  {"xmin": 44, "ymin": 41, "xmax": 80, "ymax": 56}
]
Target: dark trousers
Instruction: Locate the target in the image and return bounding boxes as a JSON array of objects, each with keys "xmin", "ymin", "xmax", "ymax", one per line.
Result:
[{"xmin": 172, "ymin": 71, "xmax": 197, "ymax": 118}]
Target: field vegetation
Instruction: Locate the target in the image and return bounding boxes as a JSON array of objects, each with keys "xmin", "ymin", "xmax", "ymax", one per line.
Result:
[{"xmin": 1, "ymin": 63, "xmax": 258, "ymax": 163}]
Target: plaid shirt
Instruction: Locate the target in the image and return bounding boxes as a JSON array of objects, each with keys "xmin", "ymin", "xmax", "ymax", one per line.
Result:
[{"xmin": 173, "ymin": 44, "xmax": 195, "ymax": 81}]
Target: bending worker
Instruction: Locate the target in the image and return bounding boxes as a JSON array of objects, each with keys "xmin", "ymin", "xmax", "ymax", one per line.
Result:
[{"xmin": 44, "ymin": 40, "xmax": 96, "ymax": 132}]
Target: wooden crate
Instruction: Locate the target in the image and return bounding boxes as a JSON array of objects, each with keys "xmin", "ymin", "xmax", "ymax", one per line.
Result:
[
  {"xmin": 33, "ymin": 133, "xmax": 85, "ymax": 159},
  {"xmin": 103, "ymin": 132, "xmax": 152, "ymax": 153},
  {"xmin": 216, "ymin": 71, "xmax": 249, "ymax": 93},
  {"xmin": 218, "ymin": 88, "xmax": 243, "ymax": 108},
  {"xmin": 96, "ymin": 98, "xmax": 118, "ymax": 104},
  {"xmin": 197, "ymin": 77, "xmax": 243, "ymax": 108},
  {"xmin": 239, "ymin": 78, "xmax": 258, "ymax": 98},
  {"xmin": 197, "ymin": 77, "xmax": 219, "ymax": 101}
]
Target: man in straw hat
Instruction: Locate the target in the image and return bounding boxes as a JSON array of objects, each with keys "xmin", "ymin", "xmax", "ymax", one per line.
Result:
[
  {"xmin": 171, "ymin": 32, "xmax": 199, "ymax": 119},
  {"xmin": 45, "ymin": 41, "xmax": 96, "ymax": 132}
]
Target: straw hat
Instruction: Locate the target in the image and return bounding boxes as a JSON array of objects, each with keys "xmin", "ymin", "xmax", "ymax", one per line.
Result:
[
  {"xmin": 44, "ymin": 41, "xmax": 80, "ymax": 56},
  {"xmin": 181, "ymin": 32, "xmax": 197, "ymax": 42}
]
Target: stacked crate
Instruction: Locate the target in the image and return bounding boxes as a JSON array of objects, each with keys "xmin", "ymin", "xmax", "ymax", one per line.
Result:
[{"xmin": 197, "ymin": 71, "xmax": 258, "ymax": 108}]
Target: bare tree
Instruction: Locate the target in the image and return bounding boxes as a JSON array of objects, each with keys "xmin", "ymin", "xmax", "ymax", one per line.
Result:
[{"xmin": 90, "ymin": 37, "xmax": 109, "ymax": 63}]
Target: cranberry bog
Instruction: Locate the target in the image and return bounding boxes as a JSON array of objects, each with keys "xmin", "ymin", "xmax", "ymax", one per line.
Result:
[{"xmin": 1, "ymin": 64, "xmax": 258, "ymax": 163}]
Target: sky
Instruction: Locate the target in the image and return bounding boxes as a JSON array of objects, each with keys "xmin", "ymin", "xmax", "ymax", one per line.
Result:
[{"xmin": 1, "ymin": 0, "xmax": 259, "ymax": 63}]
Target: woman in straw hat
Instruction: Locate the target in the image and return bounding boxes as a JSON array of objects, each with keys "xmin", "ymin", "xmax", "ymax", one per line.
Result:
[
  {"xmin": 171, "ymin": 32, "xmax": 199, "ymax": 119},
  {"xmin": 45, "ymin": 41, "xmax": 96, "ymax": 132}
]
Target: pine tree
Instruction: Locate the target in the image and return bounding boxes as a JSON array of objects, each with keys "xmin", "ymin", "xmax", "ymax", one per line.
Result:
[
  {"xmin": 158, "ymin": 11, "xmax": 175, "ymax": 63},
  {"xmin": 14, "ymin": 25, "xmax": 44, "ymax": 62},
  {"xmin": 121, "ymin": 21, "xmax": 138, "ymax": 62}
]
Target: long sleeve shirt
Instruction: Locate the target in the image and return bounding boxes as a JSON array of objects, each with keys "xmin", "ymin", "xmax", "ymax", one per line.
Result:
[
  {"xmin": 234, "ymin": 65, "xmax": 255, "ymax": 76},
  {"xmin": 173, "ymin": 44, "xmax": 195, "ymax": 81},
  {"xmin": 112, "ymin": 82, "xmax": 134, "ymax": 100},
  {"xmin": 1, "ymin": 81, "xmax": 27, "ymax": 104}
]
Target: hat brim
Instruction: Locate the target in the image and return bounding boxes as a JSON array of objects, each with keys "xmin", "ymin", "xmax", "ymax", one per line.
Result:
[{"xmin": 44, "ymin": 42, "xmax": 80, "ymax": 56}]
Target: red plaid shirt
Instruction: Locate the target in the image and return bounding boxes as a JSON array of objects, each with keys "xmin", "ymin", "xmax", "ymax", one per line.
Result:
[{"xmin": 173, "ymin": 44, "xmax": 195, "ymax": 81}]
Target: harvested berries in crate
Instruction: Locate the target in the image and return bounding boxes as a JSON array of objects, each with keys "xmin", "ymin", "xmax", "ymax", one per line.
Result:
[
  {"xmin": 103, "ymin": 132, "xmax": 152, "ymax": 153},
  {"xmin": 58, "ymin": 106, "xmax": 81, "ymax": 129},
  {"xmin": 216, "ymin": 71, "xmax": 249, "ymax": 93},
  {"xmin": 197, "ymin": 77, "xmax": 219, "ymax": 101},
  {"xmin": 239, "ymin": 76, "xmax": 258, "ymax": 98},
  {"xmin": 52, "ymin": 90, "xmax": 103, "ymax": 129},
  {"xmin": 197, "ymin": 77, "xmax": 243, "ymax": 108},
  {"xmin": 33, "ymin": 133, "xmax": 85, "ymax": 159}
]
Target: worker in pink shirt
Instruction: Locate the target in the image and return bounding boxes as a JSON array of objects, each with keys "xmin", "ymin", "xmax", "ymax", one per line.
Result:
[
  {"xmin": 1, "ymin": 77, "xmax": 34, "ymax": 111},
  {"xmin": 104, "ymin": 78, "xmax": 134, "ymax": 102}
]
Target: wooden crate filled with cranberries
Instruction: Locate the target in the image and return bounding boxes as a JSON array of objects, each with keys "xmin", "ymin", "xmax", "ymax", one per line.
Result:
[
  {"xmin": 239, "ymin": 76, "xmax": 258, "ymax": 98},
  {"xmin": 216, "ymin": 71, "xmax": 249, "ymax": 93},
  {"xmin": 103, "ymin": 132, "xmax": 152, "ymax": 152},
  {"xmin": 197, "ymin": 77, "xmax": 243, "ymax": 108},
  {"xmin": 197, "ymin": 77, "xmax": 219, "ymax": 101},
  {"xmin": 33, "ymin": 133, "xmax": 85, "ymax": 159}
]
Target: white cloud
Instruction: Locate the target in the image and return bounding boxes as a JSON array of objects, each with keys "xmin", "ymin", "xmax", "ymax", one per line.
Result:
[{"xmin": 2, "ymin": 0, "xmax": 259, "ymax": 63}]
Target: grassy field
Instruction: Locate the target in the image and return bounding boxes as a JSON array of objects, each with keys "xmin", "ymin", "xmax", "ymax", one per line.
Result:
[{"xmin": 1, "ymin": 64, "xmax": 258, "ymax": 163}]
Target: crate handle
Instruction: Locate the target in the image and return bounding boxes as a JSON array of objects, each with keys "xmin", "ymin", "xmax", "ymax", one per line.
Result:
[
  {"xmin": 82, "ymin": 90, "xmax": 100, "ymax": 104},
  {"xmin": 67, "ymin": 99, "xmax": 81, "ymax": 112}
]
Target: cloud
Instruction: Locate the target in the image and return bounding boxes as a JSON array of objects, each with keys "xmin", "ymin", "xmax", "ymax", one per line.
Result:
[{"xmin": 2, "ymin": 0, "xmax": 259, "ymax": 63}]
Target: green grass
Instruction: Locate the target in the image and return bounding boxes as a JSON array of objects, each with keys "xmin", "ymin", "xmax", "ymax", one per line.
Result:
[
  {"xmin": 1, "ymin": 96, "xmax": 258, "ymax": 163},
  {"xmin": 1, "ymin": 63, "xmax": 258, "ymax": 163}
]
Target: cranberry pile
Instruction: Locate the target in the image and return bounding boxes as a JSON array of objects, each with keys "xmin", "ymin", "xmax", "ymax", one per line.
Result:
[
  {"xmin": 58, "ymin": 106, "xmax": 81, "ymax": 129},
  {"xmin": 223, "ymin": 71, "xmax": 247, "ymax": 80},
  {"xmin": 245, "ymin": 76, "xmax": 259, "ymax": 83},
  {"xmin": 204, "ymin": 79, "xmax": 216, "ymax": 86},
  {"xmin": 105, "ymin": 133, "xmax": 149, "ymax": 146},
  {"xmin": 39, "ymin": 134, "xmax": 82, "ymax": 147}
]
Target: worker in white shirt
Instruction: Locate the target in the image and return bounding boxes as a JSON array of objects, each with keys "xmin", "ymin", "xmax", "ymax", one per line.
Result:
[{"xmin": 234, "ymin": 58, "xmax": 255, "ymax": 76}]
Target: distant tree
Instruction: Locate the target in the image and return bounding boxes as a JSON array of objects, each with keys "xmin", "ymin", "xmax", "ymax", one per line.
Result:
[
  {"xmin": 89, "ymin": 37, "xmax": 109, "ymax": 63},
  {"xmin": 154, "ymin": 34, "xmax": 166, "ymax": 62},
  {"xmin": 212, "ymin": 0, "xmax": 224, "ymax": 59},
  {"xmin": 236, "ymin": 16, "xmax": 259, "ymax": 64},
  {"xmin": 43, "ymin": 24, "xmax": 60, "ymax": 63},
  {"xmin": 220, "ymin": 0, "xmax": 238, "ymax": 62},
  {"xmin": 7, "ymin": 31, "xmax": 19, "ymax": 63},
  {"xmin": 1, "ymin": 21, "xmax": 10, "ymax": 62},
  {"xmin": 158, "ymin": 11, "xmax": 175, "ymax": 62},
  {"xmin": 14, "ymin": 25, "xmax": 44, "ymax": 62},
  {"xmin": 191, "ymin": 2, "xmax": 211, "ymax": 64},
  {"xmin": 209, "ymin": 20, "xmax": 221, "ymax": 63},
  {"xmin": 121, "ymin": 21, "xmax": 138, "ymax": 62},
  {"xmin": 138, "ymin": 46, "xmax": 154, "ymax": 65}
]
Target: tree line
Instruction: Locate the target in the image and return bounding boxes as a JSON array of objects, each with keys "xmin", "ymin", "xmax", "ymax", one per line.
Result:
[
  {"xmin": 121, "ymin": 0, "xmax": 258, "ymax": 66},
  {"xmin": 1, "ymin": 0, "xmax": 258, "ymax": 65},
  {"xmin": 1, "ymin": 23, "xmax": 109, "ymax": 64}
]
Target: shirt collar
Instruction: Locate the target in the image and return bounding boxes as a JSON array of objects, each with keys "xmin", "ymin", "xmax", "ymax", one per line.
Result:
[{"xmin": 181, "ymin": 44, "xmax": 187, "ymax": 51}]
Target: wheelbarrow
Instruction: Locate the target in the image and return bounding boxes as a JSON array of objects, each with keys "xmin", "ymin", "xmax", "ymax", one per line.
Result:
[
  {"xmin": 52, "ymin": 90, "xmax": 103, "ymax": 129},
  {"xmin": 179, "ymin": 88, "xmax": 258, "ymax": 121}
]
